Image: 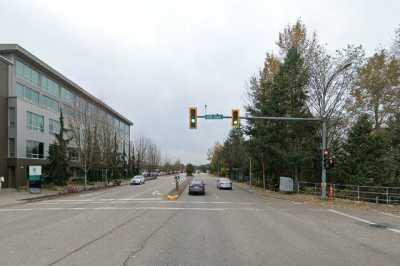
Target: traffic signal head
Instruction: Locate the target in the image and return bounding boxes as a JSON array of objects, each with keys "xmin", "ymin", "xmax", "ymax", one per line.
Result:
[
  {"xmin": 232, "ymin": 109, "xmax": 240, "ymax": 127},
  {"xmin": 189, "ymin": 107, "xmax": 197, "ymax": 129},
  {"xmin": 323, "ymin": 150, "xmax": 330, "ymax": 169}
]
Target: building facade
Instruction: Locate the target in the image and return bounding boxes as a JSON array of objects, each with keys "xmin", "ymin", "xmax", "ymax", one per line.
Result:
[{"xmin": 0, "ymin": 44, "xmax": 132, "ymax": 188}]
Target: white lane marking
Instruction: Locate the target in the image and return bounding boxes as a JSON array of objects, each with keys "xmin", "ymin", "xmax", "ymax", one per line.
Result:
[
  {"xmin": 329, "ymin": 209, "xmax": 400, "ymax": 234},
  {"xmin": 329, "ymin": 209, "xmax": 376, "ymax": 225},
  {"xmin": 42, "ymin": 198, "xmax": 162, "ymax": 203},
  {"xmin": 152, "ymin": 190, "xmax": 161, "ymax": 196},
  {"xmin": 0, "ymin": 206, "xmax": 262, "ymax": 212},
  {"xmin": 37, "ymin": 199, "xmax": 255, "ymax": 205}
]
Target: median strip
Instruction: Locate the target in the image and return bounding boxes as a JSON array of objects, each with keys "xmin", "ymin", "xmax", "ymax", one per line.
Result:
[{"xmin": 164, "ymin": 176, "xmax": 192, "ymax": 201}]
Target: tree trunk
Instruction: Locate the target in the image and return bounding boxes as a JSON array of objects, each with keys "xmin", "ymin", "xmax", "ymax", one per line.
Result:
[
  {"xmin": 84, "ymin": 166, "xmax": 88, "ymax": 191},
  {"xmin": 374, "ymin": 103, "xmax": 380, "ymax": 130},
  {"xmin": 262, "ymin": 160, "xmax": 266, "ymax": 190}
]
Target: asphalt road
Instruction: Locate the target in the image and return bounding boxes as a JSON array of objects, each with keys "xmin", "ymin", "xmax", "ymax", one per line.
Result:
[{"xmin": 0, "ymin": 174, "xmax": 399, "ymax": 266}]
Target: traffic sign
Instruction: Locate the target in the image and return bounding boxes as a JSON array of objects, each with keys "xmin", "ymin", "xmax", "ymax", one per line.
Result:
[{"xmin": 205, "ymin": 114, "xmax": 224, "ymax": 120}]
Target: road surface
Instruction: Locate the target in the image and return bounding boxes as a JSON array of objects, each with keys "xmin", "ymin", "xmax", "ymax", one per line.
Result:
[{"xmin": 0, "ymin": 174, "xmax": 399, "ymax": 265}]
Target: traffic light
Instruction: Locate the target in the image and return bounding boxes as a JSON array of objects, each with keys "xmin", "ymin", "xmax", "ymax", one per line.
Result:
[
  {"xmin": 189, "ymin": 107, "xmax": 197, "ymax": 129},
  {"xmin": 232, "ymin": 109, "xmax": 240, "ymax": 127},
  {"xmin": 323, "ymin": 150, "xmax": 329, "ymax": 169}
]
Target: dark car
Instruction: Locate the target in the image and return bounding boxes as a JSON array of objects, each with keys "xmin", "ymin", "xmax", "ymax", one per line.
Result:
[{"xmin": 188, "ymin": 179, "xmax": 205, "ymax": 195}]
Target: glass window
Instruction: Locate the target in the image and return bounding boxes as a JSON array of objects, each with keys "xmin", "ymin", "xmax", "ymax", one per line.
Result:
[
  {"xmin": 26, "ymin": 140, "xmax": 44, "ymax": 159},
  {"xmin": 49, "ymin": 119, "xmax": 60, "ymax": 135},
  {"xmin": 31, "ymin": 70, "xmax": 39, "ymax": 86},
  {"xmin": 17, "ymin": 83, "xmax": 39, "ymax": 105},
  {"xmin": 16, "ymin": 60, "xmax": 23, "ymax": 77},
  {"xmin": 41, "ymin": 76, "xmax": 60, "ymax": 97},
  {"xmin": 26, "ymin": 111, "xmax": 44, "ymax": 132},
  {"xmin": 40, "ymin": 95, "xmax": 59, "ymax": 113},
  {"xmin": 16, "ymin": 60, "xmax": 39, "ymax": 86},
  {"xmin": 68, "ymin": 148, "xmax": 79, "ymax": 161},
  {"xmin": 61, "ymin": 104, "xmax": 74, "ymax": 118},
  {"xmin": 61, "ymin": 87, "xmax": 75, "ymax": 105},
  {"xmin": 9, "ymin": 138, "xmax": 15, "ymax": 158},
  {"xmin": 16, "ymin": 83, "xmax": 24, "ymax": 97}
]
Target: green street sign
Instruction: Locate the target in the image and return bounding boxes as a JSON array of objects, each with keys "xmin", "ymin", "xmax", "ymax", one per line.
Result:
[{"xmin": 205, "ymin": 114, "xmax": 224, "ymax": 120}]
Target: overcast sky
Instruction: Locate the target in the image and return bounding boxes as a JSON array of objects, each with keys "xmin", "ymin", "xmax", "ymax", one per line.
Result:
[{"xmin": 1, "ymin": 0, "xmax": 399, "ymax": 164}]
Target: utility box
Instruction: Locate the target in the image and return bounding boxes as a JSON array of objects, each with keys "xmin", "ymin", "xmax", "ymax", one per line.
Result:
[{"xmin": 279, "ymin": 176, "xmax": 293, "ymax": 192}]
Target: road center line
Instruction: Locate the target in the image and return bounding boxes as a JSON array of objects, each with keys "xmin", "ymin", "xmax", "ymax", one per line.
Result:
[{"xmin": 329, "ymin": 209, "xmax": 400, "ymax": 234}]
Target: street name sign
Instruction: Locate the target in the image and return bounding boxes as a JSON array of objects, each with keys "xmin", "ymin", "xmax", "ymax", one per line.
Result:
[{"xmin": 205, "ymin": 114, "xmax": 224, "ymax": 120}]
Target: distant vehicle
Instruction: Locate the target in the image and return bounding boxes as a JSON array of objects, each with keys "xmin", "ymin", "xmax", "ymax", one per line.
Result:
[
  {"xmin": 130, "ymin": 175, "xmax": 145, "ymax": 185},
  {"xmin": 217, "ymin": 178, "xmax": 232, "ymax": 190},
  {"xmin": 142, "ymin": 171, "xmax": 150, "ymax": 177},
  {"xmin": 188, "ymin": 179, "xmax": 205, "ymax": 195},
  {"xmin": 150, "ymin": 172, "xmax": 159, "ymax": 178}
]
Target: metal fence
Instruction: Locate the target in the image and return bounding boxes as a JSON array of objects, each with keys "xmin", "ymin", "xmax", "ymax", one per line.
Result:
[{"xmin": 297, "ymin": 181, "xmax": 400, "ymax": 205}]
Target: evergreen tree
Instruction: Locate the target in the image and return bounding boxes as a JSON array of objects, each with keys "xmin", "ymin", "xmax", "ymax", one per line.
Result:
[
  {"xmin": 45, "ymin": 112, "xmax": 72, "ymax": 186},
  {"xmin": 342, "ymin": 114, "xmax": 389, "ymax": 185}
]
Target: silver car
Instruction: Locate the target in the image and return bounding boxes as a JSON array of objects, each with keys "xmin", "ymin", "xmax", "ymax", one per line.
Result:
[
  {"xmin": 130, "ymin": 175, "xmax": 145, "ymax": 185},
  {"xmin": 217, "ymin": 178, "xmax": 232, "ymax": 190}
]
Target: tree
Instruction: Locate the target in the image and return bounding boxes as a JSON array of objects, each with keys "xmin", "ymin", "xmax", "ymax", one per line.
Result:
[
  {"xmin": 186, "ymin": 163, "xmax": 194, "ymax": 176},
  {"xmin": 207, "ymin": 142, "xmax": 224, "ymax": 175},
  {"xmin": 134, "ymin": 135, "xmax": 149, "ymax": 174},
  {"xmin": 350, "ymin": 49, "xmax": 400, "ymax": 129},
  {"xmin": 307, "ymin": 43, "xmax": 364, "ymax": 130},
  {"xmin": 222, "ymin": 128, "xmax": 246, "ymax": 179},
  {"xmin": 277, "ymin": 19, "xmax": 310, "ymax": 57},
  {"xmin": 341, "ymin": 114, "xmax": 389, "ymax": 185},
  {"xmin": 45, "ymin": 112, "xmax": 72, "ymax": 186},
  {"xmin": 70, "ymin": 104, "xmax": 95, "ymax": 189},
  {"xmin": 386, "ymin": 113, "xmax": 400, "ymax": 185},
  {"xmin": 392, "ymin": 25, "xmax": 400, "ymax": 58}
]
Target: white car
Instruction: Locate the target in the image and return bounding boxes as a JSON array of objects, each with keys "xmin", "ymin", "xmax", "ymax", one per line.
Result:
[
  {"xmin": 130, "ymin": 175, "xmax": 145, "ymax": 185},
  {"xmin": 217, "ymin": 178, "xmax": 232, "ymax": 190}
]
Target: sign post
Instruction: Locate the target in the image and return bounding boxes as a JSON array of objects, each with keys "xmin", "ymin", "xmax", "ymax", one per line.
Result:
[
  {"xmin": 0, "ymin": 176, "xmax": 4, "ymax": 192},
  {"xmin": 29, "ymin": 166, "xmax": 42, "ymax": 194}
]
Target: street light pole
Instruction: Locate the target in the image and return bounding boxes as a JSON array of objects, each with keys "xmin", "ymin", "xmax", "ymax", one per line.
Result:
[{"xmin": 249, "ymin": 157, "xmax": 252, "ymax": 187}]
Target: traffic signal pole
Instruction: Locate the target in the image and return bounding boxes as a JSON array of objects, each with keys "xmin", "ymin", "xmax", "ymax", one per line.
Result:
[{"xmin": 321, "ymin": 119, "xmax": 327, "ymax": 200}]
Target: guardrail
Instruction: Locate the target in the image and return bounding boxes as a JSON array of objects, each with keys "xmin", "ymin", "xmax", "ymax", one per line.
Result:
[{"xmin": 297, "ymin": 181, "xmax": 400, "ymax": 205}]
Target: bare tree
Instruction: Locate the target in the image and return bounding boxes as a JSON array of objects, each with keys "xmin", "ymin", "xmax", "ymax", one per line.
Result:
[
  {"xmin": 134, "ymin": 135, "xmax": 149, "ymax": 174},
  {"xmin": 70, "ymin": 104, "xmax": 95, "ymax": 190},
  {"xmin": 306, "ymin": 44, "xmax": 365, "ymax": 142},
  {"xmin": 146, "ymin": 142, "xmax": 161, "ymax": 172}
]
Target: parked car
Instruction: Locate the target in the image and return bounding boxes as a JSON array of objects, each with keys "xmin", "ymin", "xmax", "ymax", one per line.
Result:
[
  {"xmin": 188, "ymin": 179, "xmax": 206, "ymax": 195},
  {"xmin": 130, "ymin": 175, "xmax": 145, "ymax": 185},
  {"xmin": 217, "ymin": 178, "xmax": 232, "ymax": 190}
]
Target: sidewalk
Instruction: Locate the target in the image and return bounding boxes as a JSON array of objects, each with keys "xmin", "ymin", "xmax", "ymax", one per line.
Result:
[{"xmin": 0, "ymin": 180, "xmax": 130, "ymax": 208}]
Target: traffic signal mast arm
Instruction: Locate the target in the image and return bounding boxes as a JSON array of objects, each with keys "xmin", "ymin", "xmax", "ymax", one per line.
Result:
[
  {"xmin": 191, "ymin": 107, "xmax": 327, "ymax": 199},
  {"xmin": 196, "ymin": 114, "xmax": 322, "ymax": 122}
]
